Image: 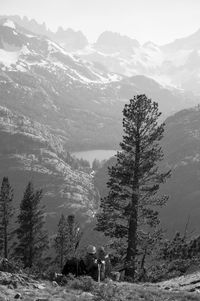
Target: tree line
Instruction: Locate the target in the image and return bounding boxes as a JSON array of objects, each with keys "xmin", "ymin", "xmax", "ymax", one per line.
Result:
[{"xmin": 0, "ymin": 179, "xmax": 81, "ymax": 271}]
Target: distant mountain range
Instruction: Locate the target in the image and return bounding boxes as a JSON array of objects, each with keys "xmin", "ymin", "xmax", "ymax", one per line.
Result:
[
  {"xmin": 0, "ymin": 17, "xmax": 198, "ymax": 152},
  {"xmin": 78, "ymin": 30, "xmax": 200, "ymax": 94},
  {"xmin": 2, "ymin": 15, "xmax": 200, "ymax": 93}
]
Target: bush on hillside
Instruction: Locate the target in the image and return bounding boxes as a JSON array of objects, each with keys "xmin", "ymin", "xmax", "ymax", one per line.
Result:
[{"xmin": 68, "ymin": 275, "xmax": 97, "ymax": 292}]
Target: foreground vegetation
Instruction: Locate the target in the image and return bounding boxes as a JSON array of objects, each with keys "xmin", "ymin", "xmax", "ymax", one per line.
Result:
[{"xmin": 0, "ymin": 272, "xmax": 200, "ymax": 301}]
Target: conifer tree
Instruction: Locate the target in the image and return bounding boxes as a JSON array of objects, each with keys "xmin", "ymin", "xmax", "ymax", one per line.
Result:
[
  {"xmin": 54, "ymin": 214, "xmax": 68, "ymax": 270},
  {"xmin": 0, "ymin": 177, "xmax": 14, "ymax": 258},
  {"xmin": 54, "ymin": 214, "xmax": 82, "ymax": 269},
  {"xmin": 96, "ymin": 94, "xmax": 170, "ymax": 280},
  {"xmin": 14, "ymin": 182, "xmax": 48, "ymax": 268},
  {"xmin": 92, "ymin": 158, "xmax": 101, "ymax": 170}
]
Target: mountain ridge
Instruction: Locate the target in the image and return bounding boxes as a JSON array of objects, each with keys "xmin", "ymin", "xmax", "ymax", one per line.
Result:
[
  {"xmin": 0, "ymin": 18, "xmax": 197, "ymax": 151},
  {"xmin": 2, "ymin": 15, "xmax": 200, "ymax": 92}
]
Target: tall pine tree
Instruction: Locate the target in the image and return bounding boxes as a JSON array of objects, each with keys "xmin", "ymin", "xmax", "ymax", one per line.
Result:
[
  {"xmin": 0, "ymin": 177, "xmax": 14, "ymax": 258},
  {"xmin": 96, "ymin": 94, "xmax": 170, "ymax": 280},
  {"xmin": 14, "ymin": 182, "xmax": 48, "ymax": 268}
]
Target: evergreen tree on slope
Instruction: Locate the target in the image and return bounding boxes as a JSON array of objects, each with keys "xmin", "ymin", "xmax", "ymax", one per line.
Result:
[
  {"xmin": 54, "ymin": 214, "xmax": 68, "ymax": 270},
  {"xmin": 96, "ymin": 94, "xmax": 170, "ymax": 280},
  {"xmin": 0, "ymin": 177, "xmax": 14, "ymax": 258},
  {"xmin": 14, "ymin": 182, "xmax": 48, "ymax": 268}
]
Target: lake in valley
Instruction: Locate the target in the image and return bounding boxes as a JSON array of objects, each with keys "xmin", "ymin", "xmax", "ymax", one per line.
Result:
[{"xmin": 72, "ymin": 149, "xmax": 117, "ymax": 166}]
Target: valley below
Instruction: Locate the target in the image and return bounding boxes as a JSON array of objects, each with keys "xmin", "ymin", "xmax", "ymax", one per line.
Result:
[{"xmin": 72, "ymin": 149, "xmax": 117, "ymax": 166}]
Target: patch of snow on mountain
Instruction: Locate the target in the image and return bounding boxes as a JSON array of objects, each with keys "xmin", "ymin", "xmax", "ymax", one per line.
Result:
[
  {"xmin": 20, "ymin": 45, "xmax": 31, "ymax": 56},
  {"xmin": 0, "ymin": 49, "xmax": 19, "ymax": 67},
  {"xmin": 107, "ymin": 73, "xmax": 122, "ymax": 81},
  {"xmin": 76, "ymin": 45, "xmax": 122, "ymax": 59},
  {"xmin": 25, "ymin": 33, "xmax": 37, "ymax": 38},
  {"xmin": 16, "ymin": 64, "xmax": 26, "ymax": 72},
  {"xmin": 48, "ymin": 40, "xmax": 80, "ymax": 62},
  {"xmin": 3, "ymin": 19, "xmax": 16, "ymax": 29}
]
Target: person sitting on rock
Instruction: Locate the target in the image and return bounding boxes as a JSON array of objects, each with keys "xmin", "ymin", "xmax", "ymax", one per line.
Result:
[
  {"xmin": 84, "ymin": 245, "xmax": 98, "ymax": 281},
  {"xmin": 97, "ymin": 246, "xmax": 112, "ymax": 280}
]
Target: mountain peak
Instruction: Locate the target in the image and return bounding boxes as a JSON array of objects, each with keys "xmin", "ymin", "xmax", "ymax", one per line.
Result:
[
  {"xmin": 1, "ymin": 19, "xmax": 16, "ymax": 29},
  {"xmin": 95, "ymin": 31, "xmax": 140, "ymax": 53},
  {"xmin": 54, "ymin": 26, "xmax": 88, "ymax": 50}
]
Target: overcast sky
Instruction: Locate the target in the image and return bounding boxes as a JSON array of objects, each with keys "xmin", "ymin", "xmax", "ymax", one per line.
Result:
[{"xmin": 1, "ymin": 0, "xmax": 200, "ymax": 45}]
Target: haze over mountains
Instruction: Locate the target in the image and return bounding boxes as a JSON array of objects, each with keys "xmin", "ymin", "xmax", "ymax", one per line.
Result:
[
  {"xmin": 0, "ymin": 16, "xmax": 197, "ymax": 151},
  {"xmin": 0, "ymin": 15, "xmax": 200, "ymax": 236},
  {"xmin": 3, "ymin": 15, "xmax": 200, "ymax": 93}
]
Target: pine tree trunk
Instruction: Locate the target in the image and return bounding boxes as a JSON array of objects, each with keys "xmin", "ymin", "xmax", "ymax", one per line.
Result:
[
  {"xmin": 60, "ymin": 245, "xmax": 64, "ymax": 270},
  {"xmin": 125, "ymin": 128, "xmax": 140, "ymax": 280},
  {"xmin": 4, "ymin": 224, "xmax": 7, "ymax": 259},
  {"xmin": 125, "ymin": 203, "xmax": 138, "ymax": 280}
]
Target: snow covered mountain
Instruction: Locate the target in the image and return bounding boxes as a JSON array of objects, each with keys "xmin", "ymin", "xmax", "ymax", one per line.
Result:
[
  {"xmin": 76, "ymin": 30, "xmax": 200, "ymax": 92},
  {"xmin": 0, "ymin": 18, "xmax": 198, "ymax": 151},
  {"xmin": 0, "ymin": 15, "xmax": 89, "ymax": 51},
  {"xmin": 0, "ymin": 18, "xmax": 123, "ymax": 150},
  {"xmin": 2, "ymin": 15, "xmax": 200, "ymax": 93}
]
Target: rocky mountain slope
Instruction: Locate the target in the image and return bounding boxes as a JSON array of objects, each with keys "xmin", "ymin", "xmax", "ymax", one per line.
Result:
[
  {"xmin": 0, "ymin": 14, "xmax": 89, "ymax": 51},
  {"xmin": 2, "ymin": 15, "xmax": 200, "ymax": 93},
  {"xmin": 94, "ymin": 105, "xmax": 200, "ymax": 235},
  {"xmin": 0, "ymin": 105, "xmax": 99, "ymax": 232},
  {"xmin": 77, "ymin": 30, "xmax": 200, "ymax": 93},
  {"xmin": 0, "ymin": 18, "xmax": 198, "ymax": 151}
]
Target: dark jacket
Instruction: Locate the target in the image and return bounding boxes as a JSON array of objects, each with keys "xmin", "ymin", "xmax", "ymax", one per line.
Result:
[{"xmin": 84, "ymin": 253, "xmax": 98, "ymax": 280}]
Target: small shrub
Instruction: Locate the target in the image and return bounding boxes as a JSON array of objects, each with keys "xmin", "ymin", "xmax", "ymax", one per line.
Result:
[
  {"xmin": 68, "ymin": 276, "xmax": 97, "ymax": 292},
  {"xmin": 95, "ymin": 283, "xmax": 120, "ymax": 301}
]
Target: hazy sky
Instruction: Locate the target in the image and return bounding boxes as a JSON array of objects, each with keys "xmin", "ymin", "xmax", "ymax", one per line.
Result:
[{"xmin": 1, "ymin": 0, "xmax": 200, "ymax": 45}]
